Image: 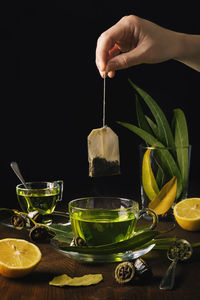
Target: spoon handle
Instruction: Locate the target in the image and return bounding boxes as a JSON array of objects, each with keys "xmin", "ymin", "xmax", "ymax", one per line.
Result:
[
  {"xmin": 10, "ymin": 161, "xmax": 28, "ymax": 189},
  {"xmin": 159, "ymin": 259, "xmax": 177, "ymax": 290}
]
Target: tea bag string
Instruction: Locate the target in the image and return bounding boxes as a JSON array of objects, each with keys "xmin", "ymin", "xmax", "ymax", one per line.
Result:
[{"xmin": 103, "ymin": 76, "xmax": 106, "ymax": 127}]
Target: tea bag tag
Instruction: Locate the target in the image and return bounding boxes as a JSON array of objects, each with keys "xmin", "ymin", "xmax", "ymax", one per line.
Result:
[{"xmin": 88, "ymin": 126, "xmax": 120, "ymax": 177}]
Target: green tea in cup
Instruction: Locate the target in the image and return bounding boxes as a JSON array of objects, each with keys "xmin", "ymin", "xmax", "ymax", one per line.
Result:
[
  {"xmin": 16, "ymin": 181, "xmax": 63, "ymax": 215},
  {"xmin": 69, "ymin": 197, "xmax": 157, "ymax": 246}
]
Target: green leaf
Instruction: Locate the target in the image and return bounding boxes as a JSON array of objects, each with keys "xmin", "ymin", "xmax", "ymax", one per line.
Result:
[
  {"xmin": 172, "ymin": 109, "xmax": 189, "ymax": 146},
  {"xmin": 49, "ymin": 223, "xmax": 74, "ymax": 244},
  {"xmin": 145, "ymin": 116, "xmax": 159, "ymax": 138},
  {"xmin": 172, "ymin": 109, "xmax": 190, "ymax": 196},
  {"xmin": 55, "ymin": 230, "xmax": 161, "ymax": 255},
  {"xmin": 129, "ymin": 79, "xmax": 175, "ymax": 150},
  {"xmin": 136, "ymin": 95, "xmax": 153, "ymax": 138},
  {"xmin": 117, "ymin": 121, "xmax": 163, "ymax": 147},
  {"xmin": 152, "ymin": 148, "xmax": 182, "ymax": 199},
  {"xmin": 152, "ymin": 153, "xmax": 165, "ymax": 189},
  {"xmin": 117, "ymin": 121, "xmax": 183, "ymax": 198}
]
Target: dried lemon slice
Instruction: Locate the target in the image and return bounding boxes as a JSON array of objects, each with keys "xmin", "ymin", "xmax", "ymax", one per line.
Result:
[
  {"xmin": 0, "ymin": 238, "xmax": 42, "ymax": 278},
  {"xmin": 174, "ymin": 198, "xmax": 200, "ymax": 231}
]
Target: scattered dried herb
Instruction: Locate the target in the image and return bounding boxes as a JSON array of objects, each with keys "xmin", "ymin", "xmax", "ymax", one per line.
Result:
[
  {"xmin": 29, "ymin": 225, "xmax": 55, "ymax": 243},
  {"xmin": 10, "ymin": 213, "xmax": 28, "ymax": 230},
  {"xmin": 115, "ymin": 258, "xmax": 152, "ymax": 285},
  {"xmin": 49, "ymin": 273, "xmax": 103, "ymax": 287},
  {"xmin": 134, "ymin": 258, "xmax": 152, "ymax": 279},
  {"xmin": 73, "ymin": 237, "xmax": 87, "ymax": 246},
  {"xmin": 115, "ymin": 262, "xmax": 135, "ymax": 284}
]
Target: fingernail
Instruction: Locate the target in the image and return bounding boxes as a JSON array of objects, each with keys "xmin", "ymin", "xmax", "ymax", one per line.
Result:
[
  {"xmin": 99, "ymin": 70, "xmax": 105, "ymax": 78},
  {"xmin": 101, "ymin": 71, "xmax": 108, "ymax": 78}
]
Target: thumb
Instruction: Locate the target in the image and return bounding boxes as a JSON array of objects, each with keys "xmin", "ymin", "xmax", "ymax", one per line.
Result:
[{"xmin": 106, "ymin": 48, "xmax": 144, "ymax": 72}]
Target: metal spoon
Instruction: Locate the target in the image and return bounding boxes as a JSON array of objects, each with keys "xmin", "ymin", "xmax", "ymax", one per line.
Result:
[
  {"xmin": 159, "ymin": 239, "xmax": 193, "ymax": 290},
  {"xmin": 10, "ymin": 161, "xmax": 28, "ymax": 189}
]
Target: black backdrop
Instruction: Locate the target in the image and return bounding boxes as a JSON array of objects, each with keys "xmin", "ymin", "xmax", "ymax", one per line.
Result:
[{"xmin": 1, "ymin": 3, "xmax": 200, "ymax": 208}]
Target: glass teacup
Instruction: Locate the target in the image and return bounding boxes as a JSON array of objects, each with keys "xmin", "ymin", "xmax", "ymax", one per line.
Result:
[
  {"xmin": 69, "ymin": 197, "xmax": 158, "ymax": 246},
  {"xmin": 16, "ymin": 181, "xmax": 63, "ymax": 216}
]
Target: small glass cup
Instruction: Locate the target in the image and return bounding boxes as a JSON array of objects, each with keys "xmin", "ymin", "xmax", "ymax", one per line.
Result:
[
  {"xmin": 69, "ymin": 197, "xmax": 158, "ymax": 246},
  {"xmin": 16, "ymin": 181, "xmax": 63, "ymax": 218},
  {"xmin": 139, "ymin": 144, "xmax": 191, "ymax": 219}
]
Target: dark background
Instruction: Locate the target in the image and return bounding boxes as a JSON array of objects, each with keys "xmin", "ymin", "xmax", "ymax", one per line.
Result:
[{"xmin": 1, "ymin": 3, "xmax": 200, "ymax": 209}]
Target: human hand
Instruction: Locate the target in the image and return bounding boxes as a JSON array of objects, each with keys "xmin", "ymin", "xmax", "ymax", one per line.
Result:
[{"xmin": 95, "ymin": 15, "xmax": 182, "ymax": 77}]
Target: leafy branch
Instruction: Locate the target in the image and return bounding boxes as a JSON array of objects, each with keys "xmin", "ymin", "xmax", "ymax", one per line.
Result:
[{"xmin": 117, "ymin": 80, "xmax": 190, "ymax": 201}]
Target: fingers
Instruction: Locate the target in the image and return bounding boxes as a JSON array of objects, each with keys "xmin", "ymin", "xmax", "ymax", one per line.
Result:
[
  {"xmin": 96, "ymin": 33, "xmax": 115, "ymax": 73},
  {"xmin": 98, "ymin": 44, "xmax": 120, "ymax": 78},
  {"xmin": 96, "ymin": 20, "xmax": 127, "ymax": 77},
  {"xmin": 106, "ymin": 47, "xmax": 144, "ymax": 72}
]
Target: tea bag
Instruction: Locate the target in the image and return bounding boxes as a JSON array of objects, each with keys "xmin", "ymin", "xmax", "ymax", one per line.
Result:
[{"xmin": 88, "ymin": 78, "xmax": 120, "ymax": 177}]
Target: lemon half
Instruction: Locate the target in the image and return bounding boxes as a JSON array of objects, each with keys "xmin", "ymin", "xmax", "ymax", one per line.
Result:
[
  {"xmin": 0, "ymin": 238, "xmax": 42, "ymax": 278},
  {"xmin": 174, "ymin": 198, "xmax": 200, "ymax": 231}
]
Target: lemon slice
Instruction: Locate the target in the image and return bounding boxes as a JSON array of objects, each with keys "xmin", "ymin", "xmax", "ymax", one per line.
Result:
[
  {"xmin": 0, "ymin": 238, "xmax": 42, "ymax": 278},
  {"xmin": 174, "ymin": 198, "xmax": 200, "ymax": 231},
  {"xmin": 149, "ymin": 176, "xmax": 177, "ymax": 215},
  {"xmin": 142, "ymin": 149, "xmax": 159, "ymax": 201}
]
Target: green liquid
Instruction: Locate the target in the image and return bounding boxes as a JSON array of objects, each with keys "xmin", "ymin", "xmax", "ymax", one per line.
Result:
[
  {"xmin": 70, "ymin": 211, "xmax": 137, "ymax": 246},
  {"xmin": 17, "ymin": 188, "xmax": 60, "ymax": 215}
]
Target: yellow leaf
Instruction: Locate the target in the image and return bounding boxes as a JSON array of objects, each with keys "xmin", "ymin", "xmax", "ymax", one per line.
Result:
[
  {"xmin": 148, "ymin": 176, "xmax": 177, "ymax": 215},
  {"xmin": 49, "ymin": 274, "xmax": 103, "ymax": 287},
  {"xmin": 142, "ymin": 149, "xmax": 159, "ymax": 201}
]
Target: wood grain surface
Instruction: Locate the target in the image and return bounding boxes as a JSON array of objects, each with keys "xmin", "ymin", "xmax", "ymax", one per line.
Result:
[{"xmin": 1, "ymin": 220, "xmax": 200, "ymax": 300}]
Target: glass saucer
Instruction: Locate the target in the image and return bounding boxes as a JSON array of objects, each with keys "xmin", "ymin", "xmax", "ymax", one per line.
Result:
[
  {"xmin": 0, "ymin": 210, "xmax": 70, "ymax": 229},
  {"xmin": 0, "ymin": 209, "xmax": 155, "ymax": 263},
  {"xmin": 51, "ymin": 239, "xmax": 155, "ymax": 264}
]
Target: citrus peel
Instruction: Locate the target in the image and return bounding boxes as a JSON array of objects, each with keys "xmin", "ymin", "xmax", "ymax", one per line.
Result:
[
  {"xmin": 174, "ymin": 198, "xmax": 200, "ymax": 231},
  {"xmin": 148, "ymin": 176, "xmax": 177, "ymax": 215},
  {"xmin": 142, "ymin": 149, "xmax": 159, "ymax": 201},
  {"xmin": 0, "ymin": 238, "xmax": 42, "ymax": 278}
]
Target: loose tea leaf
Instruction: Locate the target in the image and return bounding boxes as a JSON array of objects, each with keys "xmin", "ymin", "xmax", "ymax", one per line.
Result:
[{"xmin": 49, "ymin": 273, "xmax": 103, "ymax": 287}]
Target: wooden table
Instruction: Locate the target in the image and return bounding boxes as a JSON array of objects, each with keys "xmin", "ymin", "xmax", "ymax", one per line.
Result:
[{"xmin": 1, "ymin": 220, "xmax": 200, "ymax": 300}]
